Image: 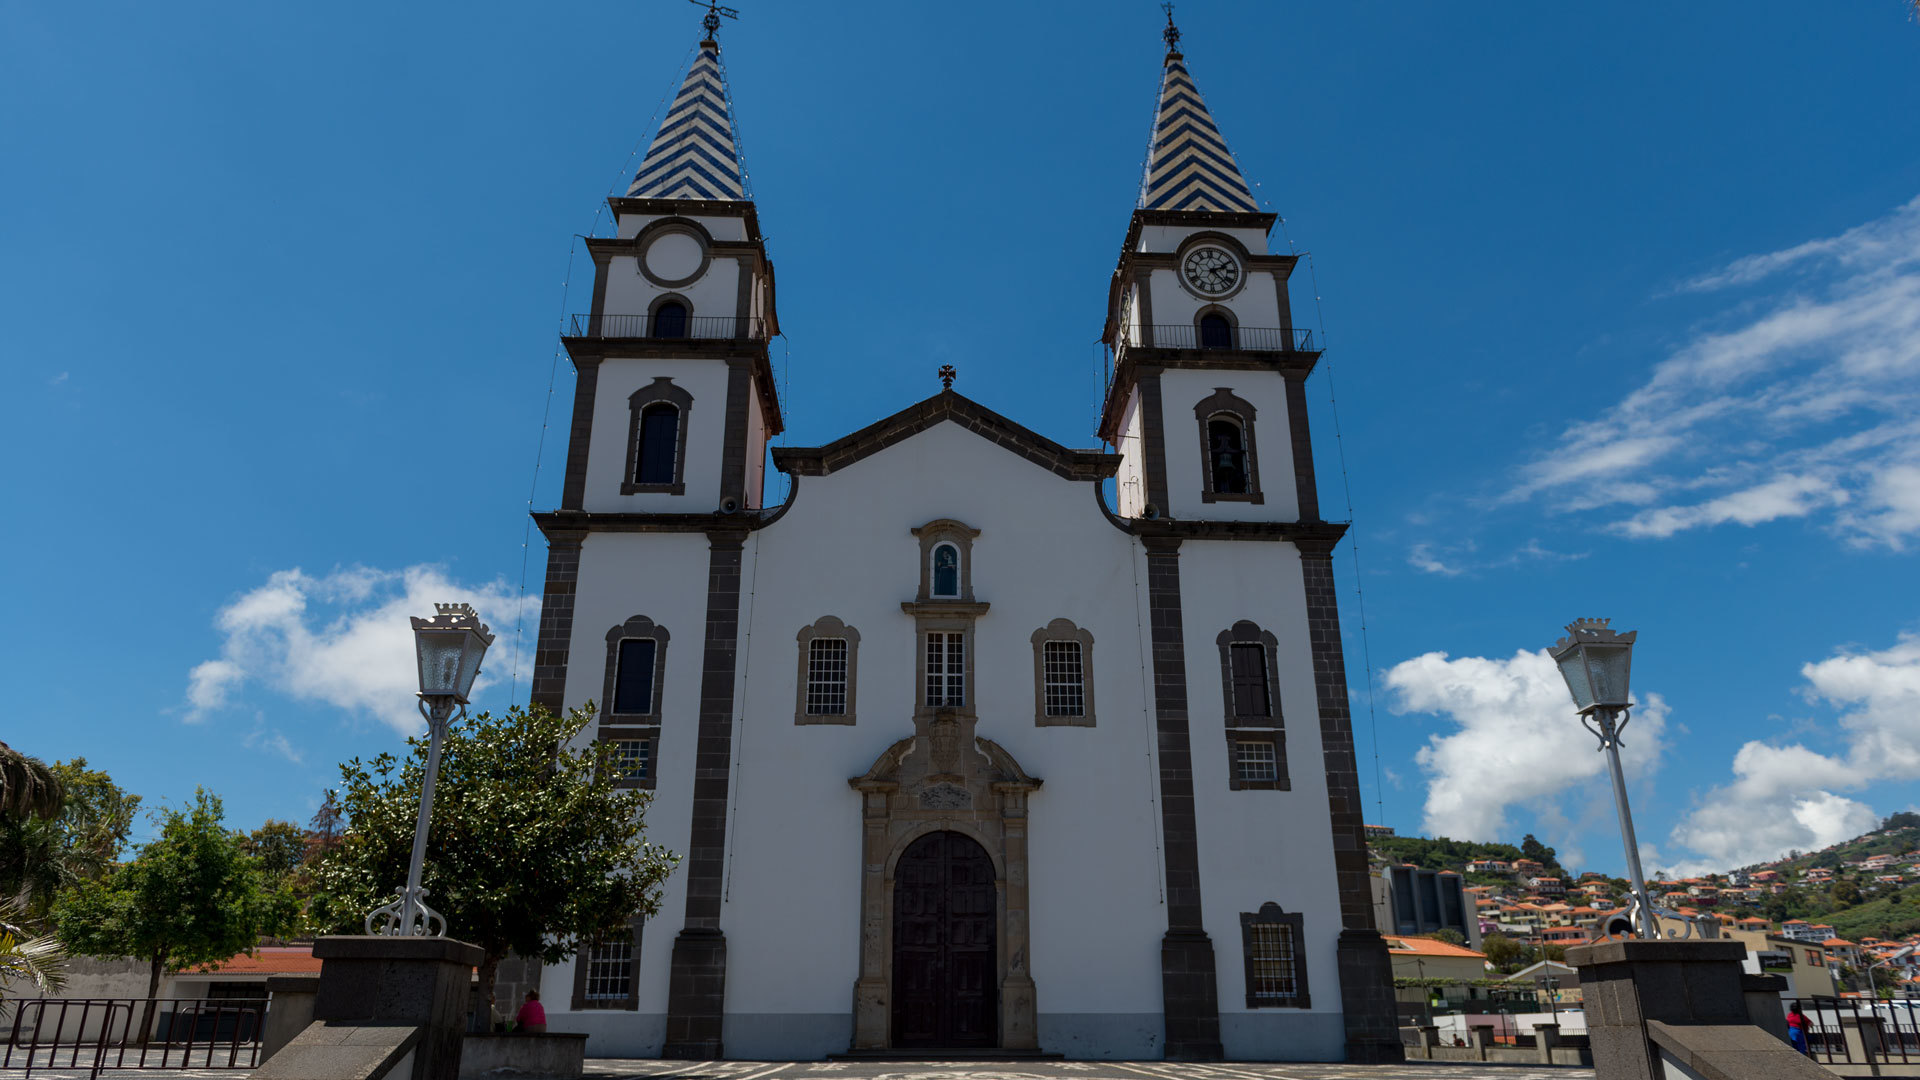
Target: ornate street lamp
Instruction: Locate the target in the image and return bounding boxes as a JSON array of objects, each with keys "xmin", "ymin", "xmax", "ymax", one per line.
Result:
[
  {"xmin": 367, "ymin": 603, "xmax": 493, "ymax": 937},
  {"xmin": 1550, "ymin": 618, "xmax": 1661, "ymax": 940}
]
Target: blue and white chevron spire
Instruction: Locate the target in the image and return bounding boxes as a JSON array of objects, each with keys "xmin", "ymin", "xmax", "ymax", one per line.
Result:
[
  {"xmin": 628, "ymin": 39, "xmax": 746, "ymax": 201},
  {"xmin": 1138, "ymin": 46, "xmax": 1259, "ymax": 214}
]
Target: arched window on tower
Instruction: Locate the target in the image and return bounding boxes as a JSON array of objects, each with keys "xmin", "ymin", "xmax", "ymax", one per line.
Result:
[
  {"xmin": 635, "ymin": 404, "xmax": 680, "ymax": 485},
  {"xmin": 1200, "ymin": 312, "xmax": 1233, "ymax": 349},
  {"xmin": 931, "ymin": 543, "xmax": 960, "ymax": 599},
  {"xmin": 1208, "ymin": 415, "xmax": 1249, "ymax": 494},
  {"xmin": 653, "ymin": 301, "xmax": 688, "ymax": 339}
]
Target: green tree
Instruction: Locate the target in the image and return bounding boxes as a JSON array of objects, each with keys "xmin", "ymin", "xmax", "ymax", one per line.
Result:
[
  {"xmin": 241, "ymin": 820, "xmax": 309, "ymax": 881},
  {"xmin": 1480, "ymin": 932, "xmax": 1531, "ymax": 972},
  {"xmin": 1520, "ymin": 834, "xmax": 1562, "ymax": 873},
  {"xmin": 1884, "ymin": 812, "xmax": 1920, "ymax": 831},
  {"xmin": 0, "ymin": 741, "xmax": 63, "ymax": 823},
  {"xmin": 1431, "ymin": 927, "xmax": 1467, "ymax": 947},
  {"xmin": 0, "ymin": 759, "xmax": 140, "ymax": 919},
  {"xmin": 306, "ymin": 703, "xmax": 677, "ymax": 1022},
  {"xmin": 54, "ymin": 790, "xmax": 295, "ymax": 1009},
  {"xmin": 1834, "ymin": 879, "xmax": 1865, "ymax": 907}
]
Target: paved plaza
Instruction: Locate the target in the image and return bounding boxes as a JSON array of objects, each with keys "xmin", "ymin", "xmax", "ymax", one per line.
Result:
[{"xmin": 0, "ymin": 1060, "xmax": 1595, "ymax": 1080}]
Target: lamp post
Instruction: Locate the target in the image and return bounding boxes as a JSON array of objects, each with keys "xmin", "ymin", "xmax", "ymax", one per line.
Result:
[
  {"xmin": 366, "ymin": 603, "xmax": 493, "ymax": 937},
  {"xmin": 1550, "ymin": 618, "xmax": 1661, "ymax": 940},
  {"xmin": 1536, "ymin": 972, "xmax": 1560, "ymax": 1030},
  {"xmin": 1869, "ymin": 944, "xmax": 1916, "ymax": 999}
]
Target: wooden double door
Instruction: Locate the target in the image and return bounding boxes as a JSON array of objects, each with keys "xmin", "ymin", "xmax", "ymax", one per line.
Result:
[{"xmin": 891, "ymin": 830, "xmax": 998, "ymax": 1048}]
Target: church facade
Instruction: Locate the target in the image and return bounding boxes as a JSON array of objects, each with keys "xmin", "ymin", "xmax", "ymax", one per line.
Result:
[{"xmin": 526, "ymin": 13, "xmax": 1400, "ymax": 1064}]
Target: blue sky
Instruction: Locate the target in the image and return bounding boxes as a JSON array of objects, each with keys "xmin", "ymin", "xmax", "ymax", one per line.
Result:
[{"xmin": 4, "ymin": 1, "xmax": 1918, "ymax": 875}]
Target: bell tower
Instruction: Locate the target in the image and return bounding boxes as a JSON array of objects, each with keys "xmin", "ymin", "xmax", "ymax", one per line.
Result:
[
  {"xmin": 1098, "ymin": 10, "xmax": 1322, "ymax": 526},
  {"xmin": 559, "ymin": 19, "xmax": 782, "ymax": 519}
]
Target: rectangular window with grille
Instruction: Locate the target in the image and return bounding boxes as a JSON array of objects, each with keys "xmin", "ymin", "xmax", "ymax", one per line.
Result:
[
  {"xmin": 1229, "ymin": 643, "xmax": 1271, "ymax": 718},
  {"xmin": 610, "ymin": 739, "xmax": 651, "ymax": 782},
  {"xmin": 806, "ymin": 637, "xmax": 849, "ymax": 715},
  {"xmin": 613, "ymin": 638, "xmax": 657, "ymax": 715},
  {"xmin": 925, "ymin": 632, "xmax": 965, "ymax": 708},
  {"xmin": 1248, "ymin": 921, "xmax": 1299, "ymax": 1004},
  {"xmin": 583, "ymin": 940, "xmax": 633, "ymax": 1002},
  {"xmin": 1042, "ymin": 640, "xmax": 1085, "ymax": 716},
  {"xmin": 1234, "ymin": 740, "xmax": 1278, "ymax": 783}
]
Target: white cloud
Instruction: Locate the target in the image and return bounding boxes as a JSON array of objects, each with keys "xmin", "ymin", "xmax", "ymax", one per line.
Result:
[
  {"xmin": 244, "ymin": 713, "xmax": 304, "ymax": 765},
  {"xmin": 1385, "ymin": 648, "xmax": 1667, "ymax": 842},
  {"xmin": 184, "ymin": 565, "xmax": 530, "ymax": 736},
  {"xmin": 1668, "ymin": 633, "xmax": 1920, "ymax": 869},
  {"xmin": 1407, "ymin": 543, "xmax": 1463, "ymax": 576},
  {"xmin": 1510, "ymin": 194, "xmax": 1920, "ymax": 546}
]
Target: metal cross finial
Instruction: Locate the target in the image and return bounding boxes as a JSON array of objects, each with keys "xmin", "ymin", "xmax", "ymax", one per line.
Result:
[
  {"xmin": 688, "ymin": 0, "xmax": 739, "ymax": 42},
  {"xmin": 938, "ymin": 365, "xmax": 956, "ymax": 390},
  {"xmin": 1161, "ymin": 2, "xmax": 1181, "ymax": 52}
]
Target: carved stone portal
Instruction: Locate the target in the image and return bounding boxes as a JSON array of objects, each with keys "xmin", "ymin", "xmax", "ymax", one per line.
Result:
[{"xmin": 849, "ymin": 709, "xmax": 1041, "ymax": 1050}]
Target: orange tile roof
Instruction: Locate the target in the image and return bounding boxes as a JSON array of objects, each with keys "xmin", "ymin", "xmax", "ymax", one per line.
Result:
[
  {"xmin": 189, "ymin": 946, "xmax": 321, "ymax": 976},
  {"xmin": 1384, "ymin": 935, "xmax": 1488, "ymax": 959}
]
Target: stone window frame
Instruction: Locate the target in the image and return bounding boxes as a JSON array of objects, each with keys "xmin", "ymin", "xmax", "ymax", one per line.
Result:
[
  {"xmin": 623, "ymin": 377, "xmax": 693, "ymax": 496},
  {"xmin": 1218, "ymin": 620, "xmax": 1289, "ymax": 791},
  {"xmin": 1240, "ymin": 902, "xmax": 1310, "ymax": 1009},
  {"xmin": 645, "ymin": 291, "xmax": 694, "ymax": 338},
  {"xmin": 1194, "ymin": 387, "xmax": 1265, "ymax": 505},
  {"xmin": 603, "ymin": 615, "xmax": 671, "ymax": 723},
  {"xmin": 911, "ymin": 518, "xmax": 981, "ymax": 602},
  {"xmin": 1193, "ymin": 303, "xmax": 1241, "ymax": 350},
  {"xmin": 795, "ymin": 616, "xmax": 860, "ymax": 726},
  {"xmin": 1031, "ymin": 618, "xmax": 1096, "ymax": 728},
  {"xmin": 570, "ymin": 916, "xmax": 644, "ymax": 1011},
  {"xmin": 901, "ymin": 602, "xmax": 989, "ymax": 719},
  {"xmin": 594, "ymin": 727, "xmax": 659, "ymax": 792}
]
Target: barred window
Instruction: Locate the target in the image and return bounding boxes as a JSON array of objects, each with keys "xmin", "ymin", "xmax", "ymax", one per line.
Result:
[
  {"xmin": 583, "ymin": 940, "xmax": 633, "ymax": 1002},
  {"xmin": 1234, "ymin": 740, "xmax": 1278, "ymax": 784},
  {"xmin": 1043, "ymin": 640, "xmax": 1085, "ymax": 716},
  {"xmin": 611, "ymin": 739, "xmax": 651, "ymax": 782},
  {"xmin": 926, "ymin": 632, "xmax": 965, "ymax": 708},
  {"xmin": 806, "ymin": 638, "xmax": 849, "ymax": 715},
  {"xmin": 1248, "ymin": 921, "xmax": 1299, "ymax": 1004}
]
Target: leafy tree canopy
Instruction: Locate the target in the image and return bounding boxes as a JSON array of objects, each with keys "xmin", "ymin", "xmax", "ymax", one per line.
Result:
[
  {"xmin": 0, "ymin": 758, "xmax": 140, "ymax": 919},
  {"xmin": 1884, "ymin": 812, "xmax": 1920, "ymax": 831},
  {"xmin": 54, "ymin": 790, "xmax": 294, "ymax": 1000},
  {"xmin": 305, "ymin": 703, "xmax": 677, "ymax": 1019},
  {"xmin": 241, "ymin": 821, "xmax": 309, "ymax": 881}
]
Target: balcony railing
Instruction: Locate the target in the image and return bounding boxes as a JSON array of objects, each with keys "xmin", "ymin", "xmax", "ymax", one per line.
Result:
[
  {"xmin": 1120, "ymin": 324, "xmax": 1315, "ymax": 353},
  {"xmin": 568, "ymin": 314, "xmax": 766, "ymax": 340}
]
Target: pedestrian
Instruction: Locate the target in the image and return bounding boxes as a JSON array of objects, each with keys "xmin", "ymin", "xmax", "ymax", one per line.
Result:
[
  {"xmin": 515, "ymin": 989, "xmax": 547, "ymax": 1035},
  {"xmin": 1786, "ymin": 1004, "xmax": 1810, "ymax": 1055}
]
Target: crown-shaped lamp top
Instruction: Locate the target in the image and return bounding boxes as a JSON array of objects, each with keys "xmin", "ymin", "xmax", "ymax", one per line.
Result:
[
  {"xmin": 1138, "ymin": 18, "xmax": 1258, "ymax": 214},
  {"xmin": 628, "ymin": 36, "xmax": 747, "ymax": 201}
]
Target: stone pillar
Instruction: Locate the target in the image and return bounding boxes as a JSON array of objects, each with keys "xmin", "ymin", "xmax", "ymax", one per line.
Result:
[
  {"xmin": 1740, "ymin": 972, "xmax": 1790, "ymax": 1043},
  {"xmin": 1417, "ymin": 1024, "xmax": 1439, "ymax": 1058},
  {"xmin": 849, "ymin": 781, "xmax": 895, "ymax": 1051},
  {"xmin": 1469, "ymin": 1022, "xmax": 1495, "ymax": 1060},
  {"xmin": 1567, "ymin": 939, "xmax": 1752, "ymax": 1080},
  {"xmin": 1533, "ymin": 1022, "xmax": 1559, "ymax": 1064},
  {"xmin": 260, "ymin": 975, "xmax": 318, "ymax": 1064},
  {"xmin": 310, "ymin": 936, "xmax": 485, "ymax": 1080},
  {"xmin": 996, "ymin": 783, "xmax": 1038, "ymax": 1051}
]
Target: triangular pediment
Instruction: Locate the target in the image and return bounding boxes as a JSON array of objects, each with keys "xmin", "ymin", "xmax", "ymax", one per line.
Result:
[{"xmin": 770, "ymin": 390, "xmax": 1118, "ymax": 482}]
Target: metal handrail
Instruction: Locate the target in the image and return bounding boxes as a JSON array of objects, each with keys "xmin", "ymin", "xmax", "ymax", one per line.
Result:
[
  {"xmin": 1119, "ymin": 324, "xmax": 1316, "ymax": 353},
  {"xmin": 568, "ymin": 314, "xmax": 766, "ymax": 340},
  {"xmin": 3, "ymin": 997, "xmax": 266, "ymax": 1078}
]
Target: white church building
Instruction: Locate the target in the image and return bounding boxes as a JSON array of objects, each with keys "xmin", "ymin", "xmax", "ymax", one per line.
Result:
[{"xmin": 526, "ymin": 10, "xmax": 1400, "ymax": 1064}]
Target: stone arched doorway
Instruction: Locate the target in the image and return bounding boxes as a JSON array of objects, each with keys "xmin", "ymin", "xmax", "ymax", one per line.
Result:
[
  {"xmin": 849, "ymin": 717, "xmax": 1041, "ymax": 1050},
  {"xmin": 892, "ymin": 830, "xmax": 997, "ymax": 1047}
]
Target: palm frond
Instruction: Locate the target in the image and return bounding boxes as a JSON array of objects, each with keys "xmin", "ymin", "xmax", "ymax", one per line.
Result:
[{"xmin": 0, "ymin": 742, "xmax": 64, "ymax": 822}]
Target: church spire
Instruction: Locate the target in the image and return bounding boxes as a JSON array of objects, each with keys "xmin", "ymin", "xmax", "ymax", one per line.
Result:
[
  {"xmin": 627, "ymin": 29, "xmax": 747, "ymax": 201},
  {"xmin": 1138, "ymin": 9, "xmax": 1259, "ymax": 214}
]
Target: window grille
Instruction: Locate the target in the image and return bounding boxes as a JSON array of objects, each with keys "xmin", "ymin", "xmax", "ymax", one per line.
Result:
[
  {"xmin": 926, "ymin": 632, "xmax": 965, "ymax": 707},
  {"xmin": 1247, "ymin": 921, "xmax": 1299, "ymax": 1004},
  {"xmin": 611, "ymin": 739, "xmax": 651, "ymax": 782},
  {"xmin": 1234, "ymin": 740, "xmax": 1278, "ymax": 783},
  {"xmin": 806, "ymin": 637, "xmax": 849, "ymax": 715},
  {"xmin": 613, "ymin": 638, "xmax": 657, "ymax": 715},
  {"xmin": 1042, "ymin": 640, "xmax": 1085, "ymax": 716},
  {"xmin": 583, "ymin": 940, "xmax": 633, "ymax": 1001},
  {"xmin": 1229, "ymin": 642, "xmax": 1271, "ymax": 718}
]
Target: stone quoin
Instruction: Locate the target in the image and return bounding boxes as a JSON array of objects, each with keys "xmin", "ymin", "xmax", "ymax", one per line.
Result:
[{"xmin": 524, "ymin": 8, "xmax": 1399, "ymax": 1064}]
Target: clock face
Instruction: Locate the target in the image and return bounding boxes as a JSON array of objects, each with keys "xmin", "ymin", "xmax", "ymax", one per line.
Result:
[{"xmin": 1183, "ymin": 246, "xmax": 1241, "ymax": 296}]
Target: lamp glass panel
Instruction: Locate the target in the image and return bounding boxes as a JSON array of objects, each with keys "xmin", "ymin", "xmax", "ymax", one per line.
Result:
[
  {"xmin": 453, "ymin": 629, "xmax": 489, "ymax": 699},
  {"xmin": 1584, "ymin": 643, "xmax": 1632, "ymax": 708},
  {"xmin": 1555, "ymin": 649, "xmax": 1595, "ymax": 710},
  {"xmin": 416, "ymin": 628, "xmax": 468, "ymax": 696}
]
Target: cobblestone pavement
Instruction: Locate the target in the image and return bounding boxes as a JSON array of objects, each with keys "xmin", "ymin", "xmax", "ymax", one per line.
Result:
[{"xmin": 586, "ymin": 1059, "xmax": 1593, "ymax": 1080}]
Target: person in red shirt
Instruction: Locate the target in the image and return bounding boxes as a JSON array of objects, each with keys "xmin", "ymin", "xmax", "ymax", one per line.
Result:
[{"xmin": 515, "ymin": 990, "xmax": 547, "ymax": 1034}]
